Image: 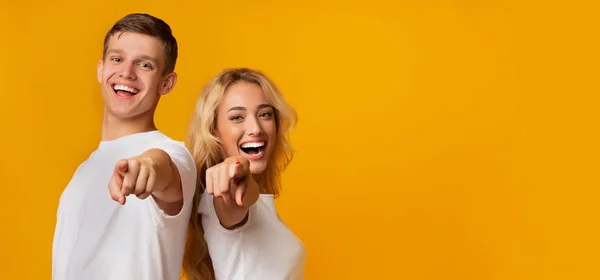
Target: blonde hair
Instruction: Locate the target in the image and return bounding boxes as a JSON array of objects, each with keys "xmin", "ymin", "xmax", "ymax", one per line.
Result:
[{"xmin": 182, "ymin": 68, "xmax": 298, "ymax": 280}]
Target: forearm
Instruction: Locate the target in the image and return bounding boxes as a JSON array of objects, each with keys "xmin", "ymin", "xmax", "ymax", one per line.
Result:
[{"xmin": 142, "ymin": 148, "xmax": 183, "ymax": 206}]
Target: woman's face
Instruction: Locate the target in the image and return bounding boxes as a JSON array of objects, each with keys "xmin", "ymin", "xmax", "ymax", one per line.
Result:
[{"xmin": 215, "ymin": 81, "xmax": 277, "ymax": 175}]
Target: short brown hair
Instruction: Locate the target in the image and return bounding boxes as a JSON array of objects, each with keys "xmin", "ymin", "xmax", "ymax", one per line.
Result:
[{"xmin": 102, "ymin": 13, "xmax": 178, "ymax": 74}]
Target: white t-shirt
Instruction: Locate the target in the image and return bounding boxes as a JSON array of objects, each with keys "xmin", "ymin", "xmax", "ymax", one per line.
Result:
[
  {"xmin": 52, "ymin": 131, "xmax": 196, "ymax": 280},
  {"xmin": 199, "ymin": 192, "xmax": 306, "ymax": 280}
]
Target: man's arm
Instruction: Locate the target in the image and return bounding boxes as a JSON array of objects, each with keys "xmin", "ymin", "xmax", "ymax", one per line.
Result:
[
  {"xmin": 143, "ymin": 148, "xmax": 183, "ymax": 216},
  {"xmin": 108, "ymin": 148, "xmax": 184, "ymax": 216}
]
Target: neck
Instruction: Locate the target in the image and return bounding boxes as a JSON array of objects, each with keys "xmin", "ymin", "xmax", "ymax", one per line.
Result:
[{"xmin": 102, "ymin": 111, "xmax": 157, "ymax": 141}]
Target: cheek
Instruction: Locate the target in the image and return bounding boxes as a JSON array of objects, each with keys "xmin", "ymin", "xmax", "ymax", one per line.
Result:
[
  {"xmin": 265, "ymin": 120, "xmax": 278, "ymax": 141},
  {"xmin": 102, "ymin": 63, "xmax": 117, "ymax": 74},
  {"xmin": 148, "ymin": 73, "xmax": 163, "ymax": 86},
  {"xmin": 217, "ymin": 123, "xmax": 244, "ymax": 155},
  {"xmin": 100, "ymin": 69, "xmax": 110, "ymax": 79},
  {"xmin": 138, "ymin": 74, "xmax": 153, "ymax": 87},
  {"xmin": 223, "ymin": 139, "xmax": 239, "ymax": 155},
  {"xmin": 102, "ymin": 68, "xmax": 118, "ymax": 81}
]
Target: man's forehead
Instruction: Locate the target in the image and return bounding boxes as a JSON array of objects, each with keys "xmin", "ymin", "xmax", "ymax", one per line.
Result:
[
  {"xmin": 107, "ymin": 32, "xmax": 163, "ymax": 48},
  {"xmin": 106, "ymin": 32, "xmax": 165, "ymax": 58}
]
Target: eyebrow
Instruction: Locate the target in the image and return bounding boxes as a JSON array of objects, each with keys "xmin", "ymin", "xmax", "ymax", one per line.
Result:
[
  {"xmin": 227, "ymin": 104, "xmax": 273, "ymax": 112},
  {"xmin": 106, "ymin": 48, "xmax": 124, "ymax": 55},
  {"xmin": 106, "ymin": 49, "xmax": 158, "ymax": 64},
  {"xmin": 139, "ymin": 54, "xmax": 158, "ymax": 64}
]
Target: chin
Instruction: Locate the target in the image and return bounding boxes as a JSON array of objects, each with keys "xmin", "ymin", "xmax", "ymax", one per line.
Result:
[
  {"xmin": 108, "ymin": 106, "xmax": 137, "ymax": 119},
  {"xmin": 249, "ymin": 161, "xmax": 268, "ymax": 175}
]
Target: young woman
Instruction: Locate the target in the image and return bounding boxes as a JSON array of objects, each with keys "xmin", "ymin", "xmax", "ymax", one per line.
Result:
[{"xmin": 183, "ymin": 68, "xmax": 306, "ymax": 280}]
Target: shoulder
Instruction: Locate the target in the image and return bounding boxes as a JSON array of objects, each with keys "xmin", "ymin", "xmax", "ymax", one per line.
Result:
[{"xmin": 145, "ymin": 131, "xmax": 193, "ymax": 161}]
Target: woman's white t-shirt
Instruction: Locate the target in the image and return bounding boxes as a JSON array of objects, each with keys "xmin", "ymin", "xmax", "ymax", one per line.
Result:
[{"xmin": 199, "ymin": 192, "xmax": 306, "ymax": 280}]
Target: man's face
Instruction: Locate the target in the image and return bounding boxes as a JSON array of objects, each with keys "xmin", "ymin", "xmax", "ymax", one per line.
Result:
[{"xmin": 97, "ymin": 32, "xmax": 176, "ymax": 121}]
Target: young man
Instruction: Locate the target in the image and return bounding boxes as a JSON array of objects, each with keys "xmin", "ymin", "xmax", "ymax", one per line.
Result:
[{"xmin": 52, "ymin": 14, "xmax": 195, "ymax": 280}]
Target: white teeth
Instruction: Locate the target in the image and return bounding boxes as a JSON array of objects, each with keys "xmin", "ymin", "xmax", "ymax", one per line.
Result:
[
  {"xmin": 113, "ymin": 84, "xmax": 139, "ymax": 94},
  {"xmin": 241, "ymin": 142, "xmax": 265, "ymax": 148}
]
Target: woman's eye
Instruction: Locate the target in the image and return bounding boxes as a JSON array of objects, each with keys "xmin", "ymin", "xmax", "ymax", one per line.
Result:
[{"xmin": 259, "ymin": 112, "xmax": 273, "ymax": 118}]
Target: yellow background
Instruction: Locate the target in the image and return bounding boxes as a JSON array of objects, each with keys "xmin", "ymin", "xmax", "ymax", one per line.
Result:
[{"xmin": 1, "ymin": 0, "xmax": 599, "ymax": 279}]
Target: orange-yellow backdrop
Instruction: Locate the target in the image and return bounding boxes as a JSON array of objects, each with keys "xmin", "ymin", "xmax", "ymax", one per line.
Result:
[{"xmin": 1, "ymin": 1, "xmax": 599, "ymax": 279}]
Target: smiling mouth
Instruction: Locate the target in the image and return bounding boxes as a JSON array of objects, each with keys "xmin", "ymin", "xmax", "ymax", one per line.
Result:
[
  {"xmin": 112, "ymin": 84, "xmax": 140, "ymax": 97},
  {"xmin": 240, "ymin": 142, "xmax": 266, "ymax": 155}
]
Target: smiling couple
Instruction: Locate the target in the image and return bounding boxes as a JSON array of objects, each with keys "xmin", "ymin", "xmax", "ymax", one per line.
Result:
[{"xmin": 52, "ymin": 13, "xmax": 306, "ymax": 280}]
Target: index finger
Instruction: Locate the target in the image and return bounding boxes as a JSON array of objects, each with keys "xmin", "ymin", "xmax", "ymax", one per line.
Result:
[
  {"xmin": 108, "ymin": 172, "xmax": 125, "ymax": 205},
  {"xmin": 229, "ymin": 158, "xmax": 249, "ymax": 179}
]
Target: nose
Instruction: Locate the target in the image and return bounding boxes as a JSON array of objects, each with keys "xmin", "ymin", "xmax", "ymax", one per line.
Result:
[
  {"xmin": 118, "ymin": 63, "xmax": 137, "ymax": 80},
  {"xmin": 246, "ymin": 116, "xmax": 263, "ymax": 137}
]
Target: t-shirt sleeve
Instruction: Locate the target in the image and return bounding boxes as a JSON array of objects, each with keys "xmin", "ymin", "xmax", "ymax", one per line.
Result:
[{"xmin": 146, "ymin": 140, "xmax": 197, "ymax": 228}]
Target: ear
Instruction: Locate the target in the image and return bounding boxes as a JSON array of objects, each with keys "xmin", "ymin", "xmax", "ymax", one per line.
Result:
[
  {"xmin": 158, "ymin": 72, "xmax": 177, "ymax": 95},
  {"xmin": 97, "ymin": 60, "xmax": 103, "ymax": 83}
]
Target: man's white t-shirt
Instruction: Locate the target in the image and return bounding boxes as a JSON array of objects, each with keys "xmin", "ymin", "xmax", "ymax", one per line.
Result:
[
  {"xmin": 199, "ymin": 192, "xmax": 306, "ymax": 280},
  {"xmin": 52, "ymin": 131, "xmax": 196, "ymax": 280}
]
